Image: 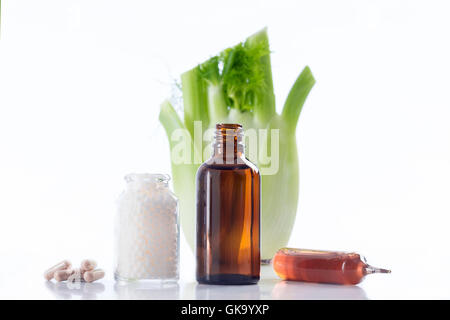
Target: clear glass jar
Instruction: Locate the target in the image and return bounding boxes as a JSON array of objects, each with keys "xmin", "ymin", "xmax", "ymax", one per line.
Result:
[{"xmin": 115, "ymin": 173, "xmax": 179, "ymax": 282}]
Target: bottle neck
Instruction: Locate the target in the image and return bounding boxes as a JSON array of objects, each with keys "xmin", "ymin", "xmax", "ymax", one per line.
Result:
[{"xmin": 212, "ymin": 124, "xmax": 245, "ymax": 163}]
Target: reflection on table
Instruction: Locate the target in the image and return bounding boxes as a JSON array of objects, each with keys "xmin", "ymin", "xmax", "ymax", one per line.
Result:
[
  {"xmin": 114, "ymin": 281, "xmax": 180, "ymax": 300},
  {"xmin": 271, "ymin": 280, "xmax": 368, "ymax": 300},
  {"xmin": 45, "ymin": 281, "xmax": 106, "ymax": 300},
  {"xmin": 194, "ymin": 283, "xmax": 262, "ymax": 300},
  {"xmin": 44, "ymin": 265, "xmax": 368, "ymax": 300},
  {"xmin": 190, "ymin": 279, "xmax": 367, "ymax": 300}
]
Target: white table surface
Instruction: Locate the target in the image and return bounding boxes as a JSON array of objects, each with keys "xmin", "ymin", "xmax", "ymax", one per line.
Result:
[
  {"xmin": 3, "ymin": 266, "xmax": 373, "ymax": 300},
  {"xmin": 2, "ymin": 253, "xmax": 442, "ymax": 300}
]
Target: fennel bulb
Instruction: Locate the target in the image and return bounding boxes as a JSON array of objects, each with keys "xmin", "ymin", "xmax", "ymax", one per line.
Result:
[{"xmin": 159, "ymin": 28, "xmax": 315, "ymax": 260}]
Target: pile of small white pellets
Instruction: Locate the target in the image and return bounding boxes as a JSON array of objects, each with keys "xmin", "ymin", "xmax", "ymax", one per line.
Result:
[{"xmin": 115, "ymin": 174, "xmax": 179, "ymax": 281}]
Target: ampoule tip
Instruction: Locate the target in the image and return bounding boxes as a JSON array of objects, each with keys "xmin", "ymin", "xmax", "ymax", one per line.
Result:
[{"xmin": 365, "ymin": 265, "xmax": 391, "ymax": 274}]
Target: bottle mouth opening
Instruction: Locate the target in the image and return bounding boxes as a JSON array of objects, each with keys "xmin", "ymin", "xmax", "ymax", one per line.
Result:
[
  {"xmin": 125, "ymin": 173, "xmax": 170, "ymax": 184},
  {"xmin": 216, "ymin": 123, "xmax": 242, "ymax": 131},
  {"xmin": 215, "ymin": 124, "xmax": 243, "ymax": 139}
]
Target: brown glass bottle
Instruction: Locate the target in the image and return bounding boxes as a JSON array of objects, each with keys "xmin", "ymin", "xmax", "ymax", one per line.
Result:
[{"xmin": 196, "ymin": 124, "xmax": 260, "ymax": 285}]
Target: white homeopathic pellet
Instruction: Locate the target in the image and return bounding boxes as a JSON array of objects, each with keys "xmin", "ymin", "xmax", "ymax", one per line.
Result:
[{"xmin": 115, "ymin": 174, "xmax": 179, "ymax": 281}]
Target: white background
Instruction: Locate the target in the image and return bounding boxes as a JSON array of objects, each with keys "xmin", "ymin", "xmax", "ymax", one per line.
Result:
[{"xmin": 0, "ymin": 0, "xmax": 449, "ymax": 299}]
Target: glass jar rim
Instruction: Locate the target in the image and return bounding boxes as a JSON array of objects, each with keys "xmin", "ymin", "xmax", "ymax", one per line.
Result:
[{"xmin": 124, "ymin": 173, "xmax": 170, "ymax": 184}]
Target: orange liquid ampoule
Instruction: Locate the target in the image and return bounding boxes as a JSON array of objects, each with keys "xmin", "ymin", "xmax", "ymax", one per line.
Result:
[{"xmin": 273, "ymin": 248, "xmax": 390, "ymax": 285}]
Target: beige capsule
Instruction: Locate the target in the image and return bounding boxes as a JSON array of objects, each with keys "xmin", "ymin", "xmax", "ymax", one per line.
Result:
[
  {"xmin": 43, "ymin": 260, "xmax": 71, "ymax": 281},
  {"xmin": 83, "ymin": 269, "xmax": 105, "ymax": 283},
  {"xmin": 80, "ymin": 259, "xmax": 97, "ymax": 272},
  {"xmin": 54, "ymin": 269, "xmax": 74, "ymax": 282}
]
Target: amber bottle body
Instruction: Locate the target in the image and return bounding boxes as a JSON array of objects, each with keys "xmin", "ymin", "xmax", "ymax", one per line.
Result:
[{"xmin": 196, "ymin": 124, "xmax": 260, "ymax": 285}]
